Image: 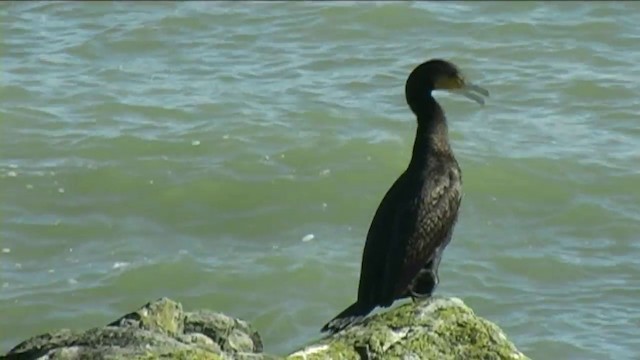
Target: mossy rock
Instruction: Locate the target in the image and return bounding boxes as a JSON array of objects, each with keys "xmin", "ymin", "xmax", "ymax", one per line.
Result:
[
  {"xmin": 3, "ymin": 296, "xmax": 529, "ymax": 360},
  {"xmin": 287, "ymin": 297, "xmax": 529, "ymax": 360},
  {"xmin": 4, "ymin": 298, "xmax": 272, "ymax": 360}
]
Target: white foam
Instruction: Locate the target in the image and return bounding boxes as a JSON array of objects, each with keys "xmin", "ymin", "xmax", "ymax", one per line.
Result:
[{"xmin": 113, "ymin": 262, "xmax": 130, "ymax": 269}]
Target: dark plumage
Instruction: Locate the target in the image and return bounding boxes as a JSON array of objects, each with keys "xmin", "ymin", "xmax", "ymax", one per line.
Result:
[{"xmin": 321, "ymin": 59, "xmax": 489, "ymax": 333}]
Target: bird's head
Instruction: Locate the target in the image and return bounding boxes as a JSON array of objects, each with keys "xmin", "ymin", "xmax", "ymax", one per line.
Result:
[{"xmin": 405, "ymin": 59, "xmax": 489, "ymax": 111}]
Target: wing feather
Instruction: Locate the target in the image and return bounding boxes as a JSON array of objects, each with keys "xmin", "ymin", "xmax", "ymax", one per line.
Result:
[
  {"xmin": 392, "ymin": 166, "xmax": 462, "ymax": 298},
  {"xmin": 356, "ymin": 172, "xmax": 411, "ymax": 306}
]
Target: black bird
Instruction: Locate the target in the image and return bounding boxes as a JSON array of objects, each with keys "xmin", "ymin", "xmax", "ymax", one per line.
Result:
[{"xmin": 321, "ymin": 59, "xmax": 489, "ymax": 333}]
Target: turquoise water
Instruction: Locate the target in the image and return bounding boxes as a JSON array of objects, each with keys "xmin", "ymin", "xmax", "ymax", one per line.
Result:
[{"xmin": 2, "ymin": 2, "xmax": 640, "ymax": 358}]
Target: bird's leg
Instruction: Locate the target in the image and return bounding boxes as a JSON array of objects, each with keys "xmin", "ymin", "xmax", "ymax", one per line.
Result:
[
  {"xmin": 409, "ymin": 253, "xmax": 443, "ymax": 302},
  {"xmin": 409, "ymin": 268, "xmax": 438, "ymax": 302}
]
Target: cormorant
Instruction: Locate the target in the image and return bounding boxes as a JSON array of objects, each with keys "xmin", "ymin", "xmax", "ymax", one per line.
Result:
[{"xmin": 321, "ymin": 59, "xmax": 489, "ymax": 333}]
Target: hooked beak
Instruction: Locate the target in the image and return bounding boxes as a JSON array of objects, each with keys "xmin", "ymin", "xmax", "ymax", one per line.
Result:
[{"xmin": 455, "ymin": 82, "xmax": 490, "ymax": 106}]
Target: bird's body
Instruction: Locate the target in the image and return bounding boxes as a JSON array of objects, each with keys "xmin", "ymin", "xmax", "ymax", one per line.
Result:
[{"xmin": 321, "ymin": 59, "xmax": 488, "ymax": 333}]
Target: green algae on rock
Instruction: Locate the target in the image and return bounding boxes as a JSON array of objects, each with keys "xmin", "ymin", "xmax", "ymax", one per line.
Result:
[
  {"xmin": 288, "ymin": 297, "xmax": 530, "ymax": 360},
  {"xmin": 3, "ymin": 296, "xmax": 529, "ymax": 360},
  {"xmin": 4, "ymin": 297, "xmax": 269, "ymax": 360}
]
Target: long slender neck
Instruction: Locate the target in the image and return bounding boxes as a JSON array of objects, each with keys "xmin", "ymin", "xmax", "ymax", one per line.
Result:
[{"xmin": 408, "ymin": 96, "xmax": 452, "ymax": 168}]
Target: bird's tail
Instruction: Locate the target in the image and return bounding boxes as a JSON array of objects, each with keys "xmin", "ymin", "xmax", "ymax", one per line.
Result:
[{"xmin": 320, "ymin": 301, "xmax": 372, "ymax": 334}]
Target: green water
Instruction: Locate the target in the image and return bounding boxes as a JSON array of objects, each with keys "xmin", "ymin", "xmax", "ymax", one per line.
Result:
[{"xmin": 1, "ymin": 2, "xmax": 639, "ymax": 359}]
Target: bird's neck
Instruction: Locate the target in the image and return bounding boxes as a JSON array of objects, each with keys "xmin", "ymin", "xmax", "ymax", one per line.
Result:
[{"xmin": 408, "ymin": 97, "xmax": 452, "ymax": 168}]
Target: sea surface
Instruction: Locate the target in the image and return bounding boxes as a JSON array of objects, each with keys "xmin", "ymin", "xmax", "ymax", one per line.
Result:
[{"xmin": 1, "ymin": 2, "xmax": 640, "ymax": 359}]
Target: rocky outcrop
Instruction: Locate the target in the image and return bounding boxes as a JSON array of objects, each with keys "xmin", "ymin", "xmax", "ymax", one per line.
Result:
[
  {"xmin": 289, "ymin": 297, "xmax": 530, "ymax": 360},
  {"xmin": 3, "ymin": 296, "xmax": 529, "ymax": 360},
  {"xmin": 4, "ymin": 297, "xmax": 271, "ymax": 360}
]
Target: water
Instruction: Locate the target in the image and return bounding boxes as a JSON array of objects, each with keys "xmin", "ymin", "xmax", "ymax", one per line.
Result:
[{"xmin": 1, "ymin": 2, "xmax": 639, "ymax": 359}]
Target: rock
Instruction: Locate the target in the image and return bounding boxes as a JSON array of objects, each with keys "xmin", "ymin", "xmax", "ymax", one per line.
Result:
[
  {"xmin": 287, "ymin": 297, "xmax": 530, "ymax": 360},
  {"xmin": 4, "ymin": 297, "xmax": 273, "ymax": 360},
  {"xmin": 183, "ymin": 310, "xmax": 264, "ymax": 354},
  {"xmin": 3, "ymin": 296, "xmax": 529, "ymax": 360},
  {"xmin": 108, "ymin": 296, "xmax": 185, "ymax": 336}
]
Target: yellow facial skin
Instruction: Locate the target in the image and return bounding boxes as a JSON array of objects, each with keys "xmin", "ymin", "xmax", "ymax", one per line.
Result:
[{"xmin": 435, "ymin": 74, "xmax": 490, "ymax": 105}]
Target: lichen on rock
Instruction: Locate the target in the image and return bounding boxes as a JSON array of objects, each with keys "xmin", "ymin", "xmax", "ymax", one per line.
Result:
[
  {"xmin": 183, "ymin": 310, "xmax": 264, "ymax": 354},
  {"xmin": 287, "ymin": 297, "xmax": 530, "ymax": 360},
  {"xmin": 4, "ymin": 297, "xmax": 268, "ymax": 360},
  {"xmin": 108, "ymin": 296, "xmax": 185, "ymax": 336},
  {"xmin": 3, "ymin": 296, "xmax": 529, "ymax": 360}
]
